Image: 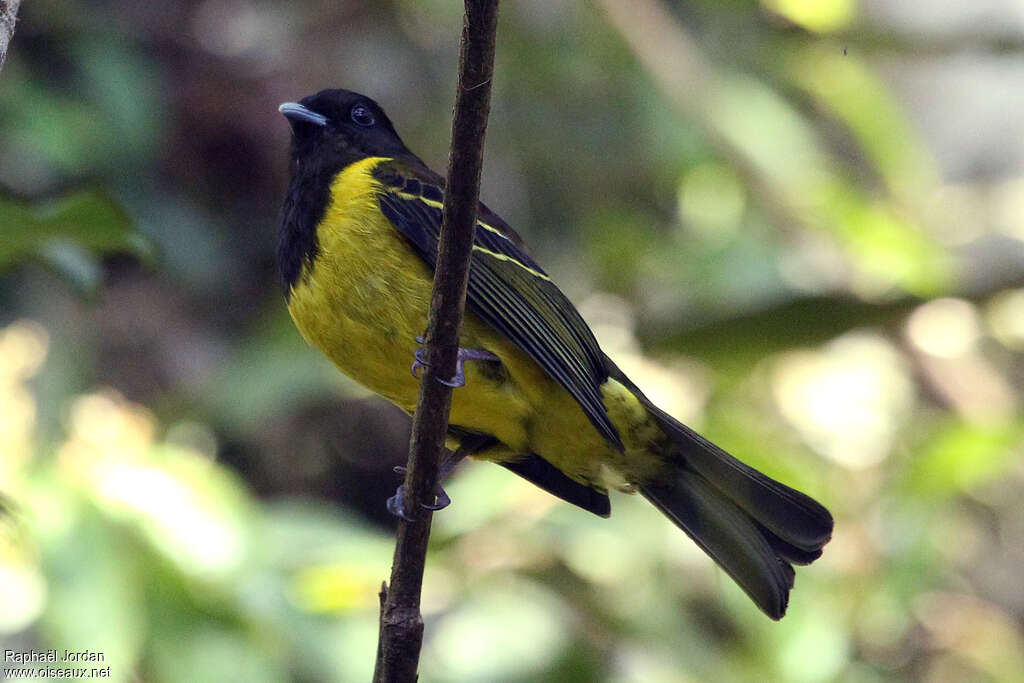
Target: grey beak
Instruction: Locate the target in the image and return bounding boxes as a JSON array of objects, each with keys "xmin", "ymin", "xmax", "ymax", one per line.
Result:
[{"xmin": 279, "ymin": 102, "xmax": 328, "ymax": 127}]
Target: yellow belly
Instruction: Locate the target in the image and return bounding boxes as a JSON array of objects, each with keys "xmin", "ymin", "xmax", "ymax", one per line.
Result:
[{"xmin": 285, "ymin": 157, "xmax": 665, "ymax": 489}]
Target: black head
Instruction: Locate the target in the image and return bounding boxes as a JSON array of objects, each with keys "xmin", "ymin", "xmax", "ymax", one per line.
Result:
[
  {"xmin": 277, "ymin": 89, "xmax": 413, "ymax": 296},
  {"xmin": 279, "ymin": 89, "xmax": 410, "ymax": 164}
]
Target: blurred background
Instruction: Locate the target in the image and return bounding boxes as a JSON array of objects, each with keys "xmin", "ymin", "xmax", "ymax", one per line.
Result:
[{"xmin": 2, "ymin": 0, "xmax": 1024, "ymax": 681}]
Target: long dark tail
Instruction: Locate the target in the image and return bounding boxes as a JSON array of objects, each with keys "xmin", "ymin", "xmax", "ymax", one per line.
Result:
[{"xmin": 607, "ymin": 359, "xmax": 833, "ymax": 620}]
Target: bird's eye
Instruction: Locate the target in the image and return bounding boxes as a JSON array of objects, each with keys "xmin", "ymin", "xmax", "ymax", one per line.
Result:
[{"xmin": 350, "ymin": 104, "xmax": 375, "ymax": 127}]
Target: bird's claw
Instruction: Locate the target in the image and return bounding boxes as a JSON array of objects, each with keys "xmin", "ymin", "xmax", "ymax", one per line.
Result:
[
  {"xmin": 410, "ymin": 339, "xmax": 430, "ymax": 379},
  {"xmin": 422, "ymin": 487, "xmax": 451, "ymax": 510},
  {"xmin": 409, "ymin": 336, "xmax": 499, "ymax": 387},
  {"xmin": 386, "ymin": 466, "xmax": 453, "ymax": 520},
  {"xmin": 435, "ymin": 370, "xmax": 464, "ymax": 388},
  {"xmin": 386, "ymin": 486, "xmax": 417, "ymax": 521}
]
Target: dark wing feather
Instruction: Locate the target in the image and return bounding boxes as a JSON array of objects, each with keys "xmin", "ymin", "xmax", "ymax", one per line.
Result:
[
  {"xmin": 500, "ymin": 455, "xmax": 611, "ymax": 517},
  {"xmin": 374, "ymin": 162, "xmax": 622, "ymax": 449}
]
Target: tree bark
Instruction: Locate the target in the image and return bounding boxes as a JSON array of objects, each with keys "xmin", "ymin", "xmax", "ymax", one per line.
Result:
[
  {"xmin": 373, "ymin": 1, "xmax": 500, "ymax": 681},
  {"xmin": 0, "ymin": 0, "xmax": 24, "ymax": 73}
]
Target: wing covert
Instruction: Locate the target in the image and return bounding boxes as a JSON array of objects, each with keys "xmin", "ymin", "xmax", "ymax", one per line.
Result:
[{"xmin": 374, "ymin": 163, "xmax": 621, "ymax": 449}]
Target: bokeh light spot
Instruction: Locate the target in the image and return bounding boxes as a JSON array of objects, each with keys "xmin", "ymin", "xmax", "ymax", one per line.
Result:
[
  {"xmin": 762, "ymin": 0, "xmax": 856, "ymax": 33},
  {"xmin": 906, "ymin": 298, "xmax": 980, "ymax": 358},
  {"xmin": 772, "ymin": 332, "xmax": 913, "ymax": 468},
  {"xmin": 986, "ymin": 288, "xmax": 1024, "ymax": 351}
]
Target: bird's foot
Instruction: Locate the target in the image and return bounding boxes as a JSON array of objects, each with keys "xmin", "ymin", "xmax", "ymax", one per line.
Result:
[
  {"xmin": 386, "ymin": 466, "xmax": 453, "ymax": 521},
  {"xmin": 409, "ymin": 336, "xmax": 498, "ymax": 387}
]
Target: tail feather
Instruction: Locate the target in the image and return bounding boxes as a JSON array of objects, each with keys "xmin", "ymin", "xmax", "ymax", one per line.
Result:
[
  {"xmin": 757, "ymin": 522, "xmax": 825, "ymax": 566},
  {"xmin": 664, "ymin": 417, "xmax": 833, "ymax": 551},
  {"xmin": 641, "ymin": 472, "xmax": 794, "ymax": 620},
  {"xmin": 642, "ymin": 399, "xmax": 833, "ymax": 552},
  {"xmin": 605, "ymin": 356, "xmax": 833, "ymax": 618},
  {"xmin": 606, "ymin": 357, "xmax": 832, "ymax": 548}
]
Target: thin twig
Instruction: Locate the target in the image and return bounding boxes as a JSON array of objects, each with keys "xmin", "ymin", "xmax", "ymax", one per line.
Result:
[
  {"xmin": 372, "ymin": 582, "xmax": 387, "ymax": 681},
  {"xmin": 0, "ymin": 0, "xmax": 24, "ymax": 74},
  {"xmin": 373, "ymin": 1, "xmax": 500, "ymax": 681}
]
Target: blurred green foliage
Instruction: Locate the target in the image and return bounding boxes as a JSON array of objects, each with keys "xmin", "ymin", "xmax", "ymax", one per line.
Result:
[
  {"xmin": 2, "ymin": 1, "xmax": 1024, "ymax": 682},
  {"xmin": 0, "ymin": 191, "xmax": 151, "ymax": 292}
]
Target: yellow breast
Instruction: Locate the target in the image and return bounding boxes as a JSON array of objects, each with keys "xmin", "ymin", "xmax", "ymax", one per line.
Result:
[
  {"xmin": 285, "ymin": 157, "xmax": 541, "ymax": 453},
  {"xmin": 286, "ymin": 156, "xmax": 433, "ymax": 410}
]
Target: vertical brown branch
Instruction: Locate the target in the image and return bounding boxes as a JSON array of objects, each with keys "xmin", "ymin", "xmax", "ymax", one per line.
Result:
[
  {"xmin": 373, "ymin": 1, "xmax": 500, "ymax": 681},
  {"xmin": 0, "ymin": 0, "xmax": 24, "ymax": 73}
]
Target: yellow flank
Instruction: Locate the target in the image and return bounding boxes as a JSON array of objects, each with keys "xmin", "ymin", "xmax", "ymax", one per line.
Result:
[{"xmin": 286, "ymin": 157, "xmax": 668, "ymax": 491}]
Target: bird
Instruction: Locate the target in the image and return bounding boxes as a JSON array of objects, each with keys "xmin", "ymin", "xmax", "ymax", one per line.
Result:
[{"xmin": 277, "ymin": 88, "xmax": 833, "ymax": 620}]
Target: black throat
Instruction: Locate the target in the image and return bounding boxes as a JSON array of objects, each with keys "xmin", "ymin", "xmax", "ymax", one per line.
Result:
[{"xmin": 278, "ymin": 148, "xmax": 345, "ymax": 298}]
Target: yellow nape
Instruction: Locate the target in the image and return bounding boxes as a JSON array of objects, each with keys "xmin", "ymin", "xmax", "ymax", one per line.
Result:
[{"xmin": 286, "ymin": 156, "xmax": 667, "ymax": 490}]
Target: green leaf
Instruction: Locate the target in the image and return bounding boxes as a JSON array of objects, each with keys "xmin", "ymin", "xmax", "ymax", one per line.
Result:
[{"xmin": 0, "ymin": 191, "xmax": 153, "ymax": 273}]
